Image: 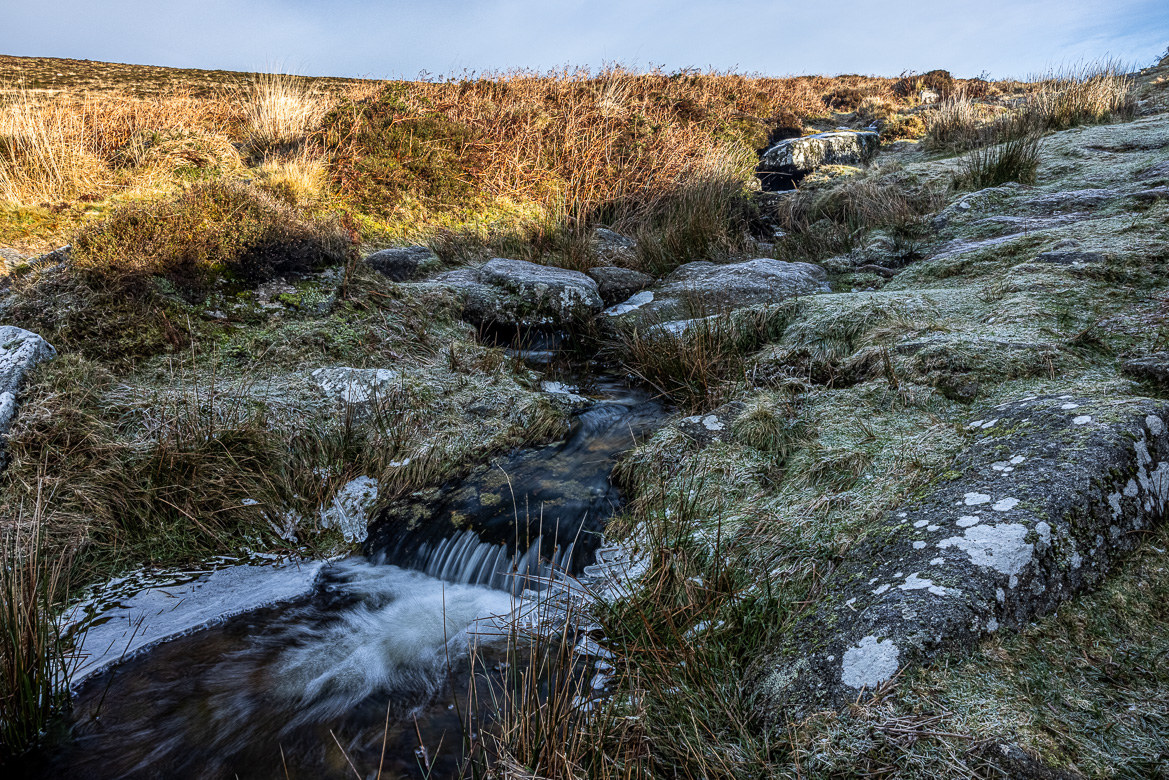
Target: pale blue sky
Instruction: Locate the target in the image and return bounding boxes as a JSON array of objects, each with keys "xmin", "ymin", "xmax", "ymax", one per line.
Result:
[{"xmin": 3, "ymin": 1, "xmax": 1167, "ymax": 79}]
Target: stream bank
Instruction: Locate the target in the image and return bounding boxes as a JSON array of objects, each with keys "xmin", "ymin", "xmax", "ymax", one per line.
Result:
[{"xmin": 26, "ymin": 338, "xmax": 664, "ymax": 780}]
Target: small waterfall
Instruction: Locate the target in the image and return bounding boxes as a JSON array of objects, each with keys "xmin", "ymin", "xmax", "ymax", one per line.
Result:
[{"xmin": 389, "ymin": 528, "xmax": 577, "ymax": 594}]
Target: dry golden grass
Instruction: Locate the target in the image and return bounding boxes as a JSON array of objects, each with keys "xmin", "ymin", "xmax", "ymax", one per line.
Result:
[
  {"xmin": 1026, "ymin": 61, "xmax": 1135, "ymax": 128},
  {"xmin": 0, "ymin": 87, "xmax": 245, "ymax": 206},
  {"xmin": 322, "ymin": 66, "xmax": 872, "ymax": 251},
  {"xmin": 242, "ymin": 72, "xmax": 328, "ymax": 151},
  {"xmin": 0, "ymin": 57, "xmax": 1008, "ymax": 252},
  {"xmin": 255, "ymin": 147, "xmax": 329, "ymax": 203},
  {"xmin": 923, "ymin": 94, "xmax": 996, "ymax": 150},
  {"xmin": 0, "ymin": 90, "xmax": 104, "ymax": 203}
]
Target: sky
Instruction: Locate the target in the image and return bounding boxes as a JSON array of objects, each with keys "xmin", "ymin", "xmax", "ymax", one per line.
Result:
[{"xmin": 3, "ymin": 1, "xmax": 1168, "ymax": 80}]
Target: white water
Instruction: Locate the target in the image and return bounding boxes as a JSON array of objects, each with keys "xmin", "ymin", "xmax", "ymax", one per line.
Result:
[
  {"xmin": 272, "ymin": 560, "xmax": 516, "ymax": 725},
  {"xmin": 406, "ymin": 528, "xmax": 576, "ymax": 593}
]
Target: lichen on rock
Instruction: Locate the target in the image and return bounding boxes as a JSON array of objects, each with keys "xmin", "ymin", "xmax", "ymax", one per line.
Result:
[{"xmin": 753, "ymin": 394, "xmax": 1169, "ymax": 719}]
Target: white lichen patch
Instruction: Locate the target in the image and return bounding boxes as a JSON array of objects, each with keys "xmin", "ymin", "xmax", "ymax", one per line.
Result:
[
  {"xmin": 1073, "ymin": 415, "xmax": 1092, "ymax": 425},
  {"xmin": 701, "ymin": 415, "xmax": 725, "ymax": 431},
  {"xmin": 914, "ymin": 519, "xmax": 929, "ymax": 528},
  {"xmin": 1010, "ymin": 455, "xmax": 1026, "ymax": 465},
  {"xmin": 1109, "ymin": 491, "xmax": 1122, "ymax": 519},
  {"xmin": 899, "ymin": 573, "xmax": 949, "ymax": 596},
  {"xmin": 1035, "ymin": 521, "xmax": 1052, "ymax": 549},
  {"xmin": 841, "ymin": 635, "xmax": 900, "ymax": 690},
  {"xmin": 873, "ymin": 583, "xmax": 891, "ymax": 595},
  {"xmin": 913, "ymin": 540, "xmax": 927, "ymax": 549},
  {"xmin": 1061, "ymin": 402, "xmax": 1080, "ymax": 410},
  {"xmin": 957, "ymin": 515, "xmax": 981, "ymax": 528},
  {"xmin": 964, "ymin": 492, "xmax": 992, "ymax": 506},
  {"xmin": 992, "ymin": 497, "xmax": 1019, "ymax": 512},
  {"xmin": 938, "ymin": 523, "xmax": 1033, "ymax": 576}
]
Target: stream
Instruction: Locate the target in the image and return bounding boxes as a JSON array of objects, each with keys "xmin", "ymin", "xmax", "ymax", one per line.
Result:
[{"xmin": 27, "ymin": 346, "xmax": 665, "ymax": 779}]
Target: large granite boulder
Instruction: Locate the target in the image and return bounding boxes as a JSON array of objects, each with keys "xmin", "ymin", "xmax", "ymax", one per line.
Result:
[
  {"xmin": 364, "ymin": 246, "xmax": 441, "ymax": 282},
  {"xmin": 587, "ymin": 266, "xmax": 655, "ymax": 306},
  {"xmin": 0, "ymin": 326, "xmax": 56, "ymax": 465},
  {"xmin": 757, "ymin": 131, "xmax": 879, "ymax": 191},
  {"xmin": 603, "ymin": 258, "xmax": 828, "ymax": 330},
  {"xmin": 752, "ymin": 395, "xmax": 1169, "ymax": 721},
  {"xmin": 433, "ymin": 258, "xmax": 603, "ymax": 328}
]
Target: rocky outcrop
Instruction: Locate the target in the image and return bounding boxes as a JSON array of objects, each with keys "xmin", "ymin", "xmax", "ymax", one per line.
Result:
[
  {"xmin": 757, "ymin": 131, "xmax": 879, "ymax": 191},
  {"xmin": 603, "ymin": 258, "xmax": 827, "ymax": 329},
  {"xmin": 364, "ymin": 246, "xmax": 441, "ymax": 281},
  {"xmin": 433, "ymin": 258, "xmax": 604, "ymax": 328},
  {"xmin": 753, "ymin": 394, "xmax": 1169, "ymax": 720},
  {"xmin": 1123, "ymin": 353, "xmax": 1169, "ymax": 388},
  {"xmin": 0, "ymin": 326, "xmax": 56, "ymax": 465},
  {"xmin": 586, "ymin": 266, "xmax": 655, "ymax": 306}
]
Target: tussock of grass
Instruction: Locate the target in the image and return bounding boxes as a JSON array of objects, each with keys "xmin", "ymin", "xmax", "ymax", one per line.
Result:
[
  {"xmin": 0, "ymin": 90, "xmax": 104, "ymax": 203},
  {"xmin": 954, "ymin": 122, "xmax": 1042, "ymax": 189},
  {"xmin": 1026, "ymin": 61, "xmax": 1135, "ymax": 130},
  {"xmin": 254, "ymin": 147, "xmax": 329, "ymax": 205},
  {"xmin": 729, "ymin": 394, "xmax": 807, "ymax": 463},
  {"xmin": 613, "ymin": 303, "xmax": 796, "ymax": 411},
  {"xmin": 923, "ymin": 94, "xmax": 996, "ymax": 151},
  {"xmin": 622, "ymin": 147, "xmax": 758, "ymax": 275},
  {"xmin": 71, "ymin": 180, "xmax": 353, "ymax": 289},
  {"xmin": 771, "ymin": 167, "xmax": 943, "ymax": 265},
  {"xmin": 242, "ymin": 72, "xmax": 327, "ymax": 152}
]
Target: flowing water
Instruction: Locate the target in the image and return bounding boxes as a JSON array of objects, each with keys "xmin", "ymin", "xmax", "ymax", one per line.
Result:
[{"xmin": 28, "ymin": 355, "xmax": 664, "ymax": 780}]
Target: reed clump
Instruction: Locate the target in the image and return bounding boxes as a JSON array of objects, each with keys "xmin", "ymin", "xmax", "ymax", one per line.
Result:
[{"xmin": 0, "ymin": 486, "xmax": 78, "ymax": 759}]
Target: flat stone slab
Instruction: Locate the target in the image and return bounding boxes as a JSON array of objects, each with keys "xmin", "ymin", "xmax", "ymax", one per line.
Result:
[
  {"xmin": 753, "ymin": 394, "xmax": 1169, "ymax": 719},
  {"xmin": 69, "ymin": 559, "xmax": 326, "ymax": 685},
  {"xmin": 605, "ymin": 258, "xmax": 827, "ymax": 329}
]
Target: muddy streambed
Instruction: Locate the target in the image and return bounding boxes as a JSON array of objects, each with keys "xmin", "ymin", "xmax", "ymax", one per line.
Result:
[{"xmin": 26, "ymin": 349, "xmax": 665, "ymax": 779}]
